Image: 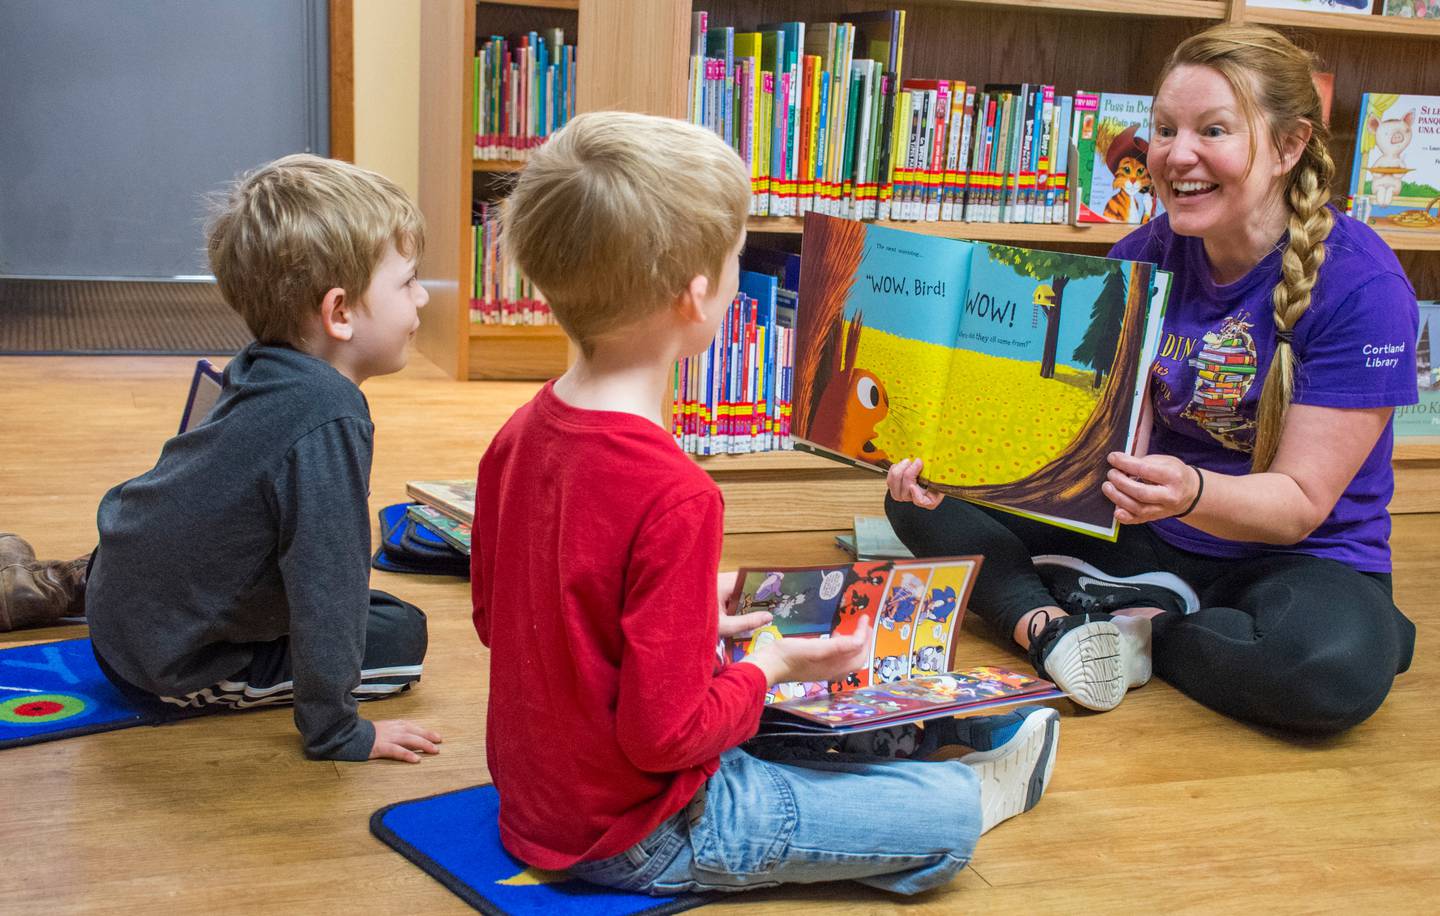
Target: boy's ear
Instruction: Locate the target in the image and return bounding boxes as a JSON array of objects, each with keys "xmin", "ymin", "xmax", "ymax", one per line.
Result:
[
  {"xmin": 675, "ymin": 274, "xmax": 710, "ymax": 323},
  {"xmin": 318, "ymin": 286, "xmax": 354, "ymax": 341}
]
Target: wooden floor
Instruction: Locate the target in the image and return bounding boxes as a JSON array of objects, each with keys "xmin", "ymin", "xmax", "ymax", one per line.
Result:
[{"xmin": 1, "ymin": 351, "xmax": 1435, "ymax": 915}]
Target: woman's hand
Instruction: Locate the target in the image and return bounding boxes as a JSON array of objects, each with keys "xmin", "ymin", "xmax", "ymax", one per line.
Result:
[
  {"xmin": 886, "ymin": 458, "xmax": 945, "ymax": 509},
  {"xmin": 1104, "ymin": 452, "xmax": 1201, "ymax": 524}
]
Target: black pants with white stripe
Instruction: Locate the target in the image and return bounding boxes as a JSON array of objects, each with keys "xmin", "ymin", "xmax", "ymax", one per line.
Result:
[
  {"xmin": 887, "ymin": 495, "xmax": 1416, "ymax": 735},
  {"xmin": 94, "ymin": 589, "xmax": 426, "ymax": 719}
]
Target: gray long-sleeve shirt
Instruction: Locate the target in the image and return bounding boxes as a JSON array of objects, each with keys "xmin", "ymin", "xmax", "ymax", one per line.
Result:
[{"xmin": 87, "ymin": 343, "xmax": 377, "ymax": 760}]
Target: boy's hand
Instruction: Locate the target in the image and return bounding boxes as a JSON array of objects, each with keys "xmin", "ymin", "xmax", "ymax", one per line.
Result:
[
  {"xmin": 887, "ymin": 458, "xmax": 945, "ymax": 509},
  {"xmin": 717, "ymin": 570, "xmax": 773, "ymax": 639},
  {"xmin": 369, "ymin": 719, "xmax": 443, "ymax": 763},
  {"xmin": 745, "ymin": 618, "xmax": 872, "ymax": 687}
]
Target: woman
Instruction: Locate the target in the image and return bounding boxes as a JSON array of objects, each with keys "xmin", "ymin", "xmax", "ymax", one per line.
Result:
[{"xmin": 888, "ymin": 24, "xmax": 1418, "ymax": 734}]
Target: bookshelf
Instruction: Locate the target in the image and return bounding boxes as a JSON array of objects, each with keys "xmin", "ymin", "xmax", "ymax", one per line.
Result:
[
  {"xmin": 417, "ymin": 0, "xmax": 575, "ymax": 381},
  {"xmin": 417, "ymin": 0, "xmax": 1440, "ymax": 520}
]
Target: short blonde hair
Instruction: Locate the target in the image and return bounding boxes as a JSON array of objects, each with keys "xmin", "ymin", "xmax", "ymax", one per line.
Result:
[
  {"xmin": 501, "ymin": 111, "xmax": 750, "ymax": 354},
  {"xmin": 206, "ymin": 154, "xmax": 425, "ymax": 346}
]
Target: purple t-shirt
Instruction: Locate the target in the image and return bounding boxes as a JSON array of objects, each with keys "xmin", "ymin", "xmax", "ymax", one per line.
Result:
[{"xmin": 1109, "ymin": 209, "xmax": 1419, "ymax": 572}]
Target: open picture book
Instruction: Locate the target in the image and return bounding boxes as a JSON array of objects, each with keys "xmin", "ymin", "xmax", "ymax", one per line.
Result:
[
  {"xmin": 792, "ymin": 212, "xmax": 1169, "ymax": 539},
  {"xmin": 724, "ymin": 557, "xmax": 1062, "ymax": 736}
]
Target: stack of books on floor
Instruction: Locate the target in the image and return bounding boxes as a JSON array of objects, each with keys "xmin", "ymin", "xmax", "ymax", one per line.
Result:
[
  {"xmin": 404, "ymin": 480, "xmax": 475, "ymax": 555},
  {"xmin": 834, "ymin": 515, "xmax": 914, "ymax": 561}
]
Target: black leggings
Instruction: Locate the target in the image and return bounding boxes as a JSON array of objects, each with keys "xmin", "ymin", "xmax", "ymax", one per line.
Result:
[{"xmin": 886, "ymin": 496, "xmax": 1416, "ymax": 735}]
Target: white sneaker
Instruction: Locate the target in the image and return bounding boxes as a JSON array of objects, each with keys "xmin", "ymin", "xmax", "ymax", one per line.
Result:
[
  {"xmin": 960, "ymin": 706, "xmax": 1060, "ymax": 834},
  {"xmin": 1028, "ymin": 612, "xmax": 1152, "ymax": 712}
]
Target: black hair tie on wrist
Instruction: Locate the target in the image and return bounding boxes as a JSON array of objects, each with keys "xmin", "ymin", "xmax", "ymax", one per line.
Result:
[
  {"xmin": 1175, "ymin": 465, "xmax": 1204, "ymax": 519},
  {"xmin": 1275, "ymin": 327, "xmax": 1295, "ymax": 345}
]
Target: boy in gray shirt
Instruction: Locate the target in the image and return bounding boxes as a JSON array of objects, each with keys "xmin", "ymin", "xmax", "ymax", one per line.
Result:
[{"xmin": 3, "ymin": 155, "xmax": 441, "ymax": 763}]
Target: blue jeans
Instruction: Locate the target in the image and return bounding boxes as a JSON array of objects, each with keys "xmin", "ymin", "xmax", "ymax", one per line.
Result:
[{"xmin": 566, "ymin": 745, "xmax": 981, "ymax": 896}]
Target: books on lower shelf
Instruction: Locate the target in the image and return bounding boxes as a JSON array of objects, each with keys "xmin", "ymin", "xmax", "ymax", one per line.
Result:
[
  {"xmin": 1348, "ymin": 93, "xmax": 1440, "ymax": 233},
  {"xmin": 1397, "ymin": 300, "xmax": 1440, "ymax": 439},
  {"xmin": 406, "ymin": 505, "xmax": 472, "ymax": 555},
  {"xmin": 791, "ymin": 212, "xmax": 1168, "ymax": 539},
  {"xmin": 835, "ymin": 515, "xmax": 914, "ymax": 560},
  {"xmin": 405, "ymin": 479, "xmax": 477, "ymax": 525},
  {"xmin": 672, "ymin": 249, "xmax": 800, "ymax": 454},
  {"xmin": 471, "ymin": 202, "xmax": 555, "ymax": 325}
]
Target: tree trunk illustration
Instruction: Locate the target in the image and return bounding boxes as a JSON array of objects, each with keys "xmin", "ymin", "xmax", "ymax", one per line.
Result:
[
  {"xmin": 923, "ymin": 262, "xmax": 1154, "ymax": 530},
  {"xmin": 793, "ymin": 215, "xmax": 868, "ymax": 434},
  {"xmin": 1039, "ymin": 275, "xmax": 1068, "ymax": 379}
]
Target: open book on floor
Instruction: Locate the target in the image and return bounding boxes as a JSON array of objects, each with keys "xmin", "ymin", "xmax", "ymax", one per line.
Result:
[
  {"xmin": 792, "ymin": 212, "xmax": 1168, "ymax": 539},
  {"xmin": 724, "ymin": 556, "xmax": 1062, "ymax": 736}
]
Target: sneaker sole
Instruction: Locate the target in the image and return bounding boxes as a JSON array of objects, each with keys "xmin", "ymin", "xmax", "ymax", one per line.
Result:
[
  {"xmin": 1042, "ymin": 620, "xmax": 1127, "ymax": 711},
  {"xmin": 964, "ymin": 709, "xmax": 1059, "ymax": 834},
  {"xmin": 1032, "ymin": 554, "xmax": 1201, "ymax": 615}
]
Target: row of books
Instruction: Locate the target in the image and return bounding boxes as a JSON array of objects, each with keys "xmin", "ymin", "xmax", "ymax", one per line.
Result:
[
  {"xmin": 470, "ymin": 202, "xmax": 555, "ymax": 326},
  {"xmin": 672, "ymin": 250, "xmax": 801, "ymax": 455},
  {"xmin": 472, "ymin": 29, "xmax": 577, "ymax": 161},
  {"xmin": 1252, "ymin": 0, "xmax": 1439, "ymax": 17},
  {"xmin": 688, "ymin": 11, "xmax": 1166, "ymax": 226}
]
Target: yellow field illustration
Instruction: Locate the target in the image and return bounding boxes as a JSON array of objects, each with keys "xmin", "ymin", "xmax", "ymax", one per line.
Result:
[{"xmin": 854, "ymin": 325, "xmax": 1102, "ymax": 486}]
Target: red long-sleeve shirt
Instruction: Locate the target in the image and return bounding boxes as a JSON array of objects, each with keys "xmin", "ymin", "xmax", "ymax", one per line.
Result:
[{"xmin": 472, "ymin": 382, "xmax": 768, "ymax": 869}]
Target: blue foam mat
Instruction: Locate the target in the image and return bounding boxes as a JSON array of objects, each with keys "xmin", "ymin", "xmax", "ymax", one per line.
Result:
[
  {"xmin": 0, "ymin": 638, "xmax": 160, "ymax": 749},
  {"xmin": 371, "ymin": 784, "xmax": 707, "ymax": 916}
]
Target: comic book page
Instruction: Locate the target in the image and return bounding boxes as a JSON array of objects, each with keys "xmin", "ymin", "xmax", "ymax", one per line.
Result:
[
  {"xmin": 725, "ymin": 556, "xmax": 980, "ymax": 704},
  {"xmin": 757, "ymin": 666, "xmax": 1062, "ymax": 735}
]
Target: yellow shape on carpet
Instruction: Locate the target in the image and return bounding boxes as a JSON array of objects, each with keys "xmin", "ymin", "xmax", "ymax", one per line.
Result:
[{"xmin": 497, "ymin": 867, "xmax": 568, "ymax": 886}]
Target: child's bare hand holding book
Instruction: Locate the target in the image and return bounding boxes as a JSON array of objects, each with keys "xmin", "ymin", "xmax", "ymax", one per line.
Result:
[{"xmin": 743, "ymin": 619, "xmax": 873, "ymax": 687}]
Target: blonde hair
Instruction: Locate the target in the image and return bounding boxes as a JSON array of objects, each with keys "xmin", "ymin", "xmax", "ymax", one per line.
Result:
[
  {"xmin": 206, "ymin": 154, "xmax": 424, "ymax": 346},
  {"xmin": 1157, "ymin": 25, "xmax": 1336, "ymax": 472},
  {"xmin": 501, "ymin": 111, "xmax": 750, "ymax": 355}
]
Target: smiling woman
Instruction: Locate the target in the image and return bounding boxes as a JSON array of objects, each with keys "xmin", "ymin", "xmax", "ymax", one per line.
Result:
[{"xmin": 885, "ymin": 24, "xmax": 1421, "ymax": 735}]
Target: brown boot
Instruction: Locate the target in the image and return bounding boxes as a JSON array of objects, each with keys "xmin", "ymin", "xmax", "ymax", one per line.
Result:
[{"xmin": 0, "ymin": 534, "xmax": 89, "ymax": 632}]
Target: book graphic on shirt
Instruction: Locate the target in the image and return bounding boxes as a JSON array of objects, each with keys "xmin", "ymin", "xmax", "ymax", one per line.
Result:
[
  {"xmin": 404, "ymin": 479, "xmax": 476, "ymax": 524},
  {"xmin": 791, "ymin": 212, "xmax": 1169, "ymax": 539},
  {"xmin": 1396, "ymin": 300, "xmax": 1440, "ymax": 441},
  {"xmin": 725, "ymin": 556, "xmax": 979, "ymax": 703},
  {"xmin": 405, "ymin": 504, "xmax": 472, "ymax": 554},
  {"xmin": 1180, "ymin": 313, "xmax": 1261, "ymax": 452},
  {"xmin": 1077, "ymin": 94, "xmax": 1162, "ymax": 225},
  {"xmin": 1348, "ymin": 93, "xmax": 1440, "ymax": 232},
  {"xmin": 759, "ymin": 666, "xmax": 1062, "ymax": 736}
]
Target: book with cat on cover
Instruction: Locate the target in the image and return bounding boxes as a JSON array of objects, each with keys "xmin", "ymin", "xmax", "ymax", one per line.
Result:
[
  {"xmin": 790, "ymin": 212, "xmax": 1169, "ymax": 539},
  {"xmin": 1247, "ymin": 0, "xmax": 1374, "ymax": 12},
  {"xmin": 1076, "ymin": 93, "xmax": 1163, "ymax": 226},
  {"xmin": 1348, "ymin": 93, "xmax": 1440, "ymax": 233},
  {"xmin": 405, "ymin": 479, "xmax": 476, "ymax": 525},
  {"xmin": 722, "ymin": 556, "xmax": 1061, "ymax": 735}
]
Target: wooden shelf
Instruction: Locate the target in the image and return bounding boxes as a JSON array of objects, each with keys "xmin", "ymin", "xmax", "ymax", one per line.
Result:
[
  {"xmin": 1395, "ymin": 442, "xmax": 1440, "ymax": 462},
  {"xmin": 747, "ymin": 217, "xmax": 1130, "ymax": 244},
  {"xmin": 750, "ymin": 218, "xmax": 1440, "ymax": 252},
  {"xmin": 468, "ymin": 322, "xmax": 563, "ymax": 338},
  {"xmin": 476, "ymin": 0, "xmax": 578, "ymax": 10},
  {"xmin": 691, "ymin": 450, "xmax": 862, "ymax": 474},
  {"xmin": 1243, "ymin": 6, "xmax": 1440, "ymax": 39},
  {"xmin": 920, "ymin": 0, "xmax": 1226, "ymax": 18},
  {"xmin": 472, "ymin": 158, "xmax": 527, "ymax": 173}
]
